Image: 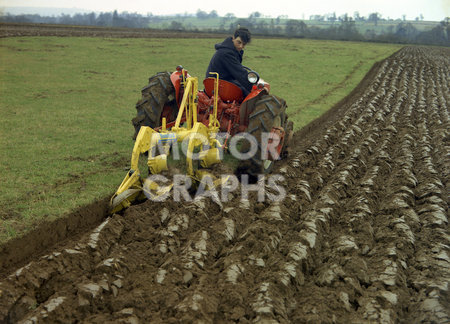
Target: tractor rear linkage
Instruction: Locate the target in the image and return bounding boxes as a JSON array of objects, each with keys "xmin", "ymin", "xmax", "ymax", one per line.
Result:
[{"xmin": 110, "ymin": 72, "xmax": 227, "ymax": 213}]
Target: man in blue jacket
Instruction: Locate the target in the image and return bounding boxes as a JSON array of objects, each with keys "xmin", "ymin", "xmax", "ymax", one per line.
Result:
[{"xmin": 206, "ymin": 28, "xmax": 253, "ymax": 96}]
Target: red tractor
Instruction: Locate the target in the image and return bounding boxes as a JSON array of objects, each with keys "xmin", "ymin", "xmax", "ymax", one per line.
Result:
[{"xmin": 131, "ymin": 66, "xmax": 293, "ymax": 176}]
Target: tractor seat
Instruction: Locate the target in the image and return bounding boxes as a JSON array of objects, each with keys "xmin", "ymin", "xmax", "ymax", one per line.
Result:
[{"xmin": 203, "ymin": 78, "xmax": 244, "ymax": 102}]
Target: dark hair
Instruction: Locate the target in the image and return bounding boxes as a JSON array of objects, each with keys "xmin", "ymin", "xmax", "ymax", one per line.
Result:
[{"xmin": 234, "ymin": 27, "xmax": 251, "ymax": 44}]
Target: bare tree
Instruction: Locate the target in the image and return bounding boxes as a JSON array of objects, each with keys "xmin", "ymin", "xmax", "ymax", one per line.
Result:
[{"xmin": 368, "ymin": 12, "xmax": 380, "ymax": 26}]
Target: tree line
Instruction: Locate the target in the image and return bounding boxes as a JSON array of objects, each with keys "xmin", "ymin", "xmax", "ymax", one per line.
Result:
[{"xmin": 1, "ymin": 10, "xmax": 448, "ymax": 46}]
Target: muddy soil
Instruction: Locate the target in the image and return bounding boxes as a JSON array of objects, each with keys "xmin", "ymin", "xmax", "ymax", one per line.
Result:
[{"xmin": 0, "ymin": 46, "xmax": 449, "ymax": 323}]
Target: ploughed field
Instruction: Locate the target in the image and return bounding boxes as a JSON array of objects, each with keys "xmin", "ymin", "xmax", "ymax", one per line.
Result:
[
  {"xmin": 0, "ymin": 22, "xmax": 224, "ymax": 38},
  {"xmin": 0, "ymin": 46, "xmax": 448, "ymax": 323}
]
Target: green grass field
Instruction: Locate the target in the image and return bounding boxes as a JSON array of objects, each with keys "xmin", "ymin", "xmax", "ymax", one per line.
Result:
[{"xmin": 0, "ymin": 36, "xmax": 401, "ymax": 243}]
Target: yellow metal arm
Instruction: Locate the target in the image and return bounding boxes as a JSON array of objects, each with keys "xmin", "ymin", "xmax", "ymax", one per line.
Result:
[
  {"xmin": 110, "ymin": 126, "xmax": 156, "ymax": 213},
  {"xmin": 131, "ymin": 126, "xmax": 156, "ymax": 170}
]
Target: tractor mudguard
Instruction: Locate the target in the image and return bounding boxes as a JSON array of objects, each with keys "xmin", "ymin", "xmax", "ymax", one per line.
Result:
[{"xmin": 170, "ymin": 68, "xmax": 191, "ymax": 105}]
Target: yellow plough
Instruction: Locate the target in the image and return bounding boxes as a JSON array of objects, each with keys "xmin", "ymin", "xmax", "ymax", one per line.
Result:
[{"xmin": 110, "ymin": 73, "xmax": 225, "ymax": 213}]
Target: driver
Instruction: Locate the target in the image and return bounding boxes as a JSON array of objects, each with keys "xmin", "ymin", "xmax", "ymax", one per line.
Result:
[{"xmin": 206, "ymin": 27, "xmax": 253, "ymax": 96}]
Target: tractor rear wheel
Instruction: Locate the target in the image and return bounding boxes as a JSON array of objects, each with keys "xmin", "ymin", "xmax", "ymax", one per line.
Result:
[
  {"xmin": 236, "ymin": 94, "xmax": 289, "ymax": 181},
  {"xmin": 131, "ymin": 72, "xmax": 178, "ymax": 139}
]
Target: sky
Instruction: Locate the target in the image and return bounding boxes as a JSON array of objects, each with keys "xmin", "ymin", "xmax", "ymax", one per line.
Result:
[{"xmin": 1, "ymin": 0, "xmax": 449, "ymax": 21}]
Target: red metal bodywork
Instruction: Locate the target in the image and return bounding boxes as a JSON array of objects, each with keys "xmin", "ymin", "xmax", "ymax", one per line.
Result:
[{"xmin": 168, "ymin": 69, "xmax": 270, "ymax": 134}]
